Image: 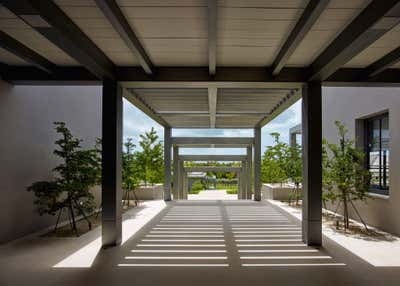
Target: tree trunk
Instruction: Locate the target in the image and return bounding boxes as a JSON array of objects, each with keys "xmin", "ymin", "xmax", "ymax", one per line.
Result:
[
  {"xmin": 342, "ymin": 191, "xmax": 349, "ymax": 229},
  {"xmin": 295, "ymin": 183, "xmax": 300, "ymax": 206},
  {"xmin": 68, "ymin": 196, "xmax": 78, "ymax": 235}
]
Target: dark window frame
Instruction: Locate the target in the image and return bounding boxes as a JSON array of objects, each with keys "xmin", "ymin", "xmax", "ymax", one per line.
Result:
[{"xmin": 364, "ymin": 112, "xmax": 389, "ymax": 196}]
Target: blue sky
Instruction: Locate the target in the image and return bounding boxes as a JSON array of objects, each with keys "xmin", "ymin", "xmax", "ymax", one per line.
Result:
[{"xmin": 123, "ymin": 98, "xmax": 301, "ymax": 155}]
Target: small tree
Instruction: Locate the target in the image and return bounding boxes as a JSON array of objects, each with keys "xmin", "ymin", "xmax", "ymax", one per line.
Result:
[
  {"xmin": 261, "ymin": 133, "xmax": 288, "ymax": 184},
  {"xmin": 323, "ymin": 121, "xmax": 371, "ymax": 230},
  {"xmin": 137, "ymin": 127, "xmax": 164, "ymax": 185},
  {"xmin": 122, "ymin": 138, "xmax": 140, "ymax": 206},
  {"xmin": 284, "ymin": 143, "xmax": 302, "ymax": 205},
  {"xmin": 27, "ymin": 122, "xmax": 101, "ymax": 234}
]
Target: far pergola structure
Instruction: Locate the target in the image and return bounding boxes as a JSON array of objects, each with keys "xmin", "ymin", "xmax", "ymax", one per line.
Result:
[
  {"xmin": 1, "ymin": 0, "xmax": 400, "ymax": 249},
  {"xmin": 176, "ymin": 154, "xmax": 250, "ymax": 200},
  {"xmin": 170, "ymin": 138, "xmax": 254, "ymax": 200}
]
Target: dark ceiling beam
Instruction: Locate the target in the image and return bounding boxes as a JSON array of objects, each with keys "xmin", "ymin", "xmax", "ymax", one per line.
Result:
[
  {"xmin": 308, "ymin": 0, "xmax": 400, "ymax": 81},
  {"xmin": 2, "ymin": 66, "xmax": 100, "ymax": 85},
  {"xmin": 272, "ymin": 0, "xmax": 329, "ymax": 76},
  {"xmin": 326, "ymin": 68, "xmax": 400, "ymax": 86},
  {"xmin": 0, "ymin": 62, "xmax": 10, "ymax": 82},
  {"xmin": 2, "ymin": 66, "xmax": 400, "ymax": 85},
  {"xmin": 363, "ymin": 46, "xmax": 400, "ymax": 78},
  {"xmin": 2, "ymin": 0, "xmax": 115, "ymax": 79},
  {"xmin": 95, "ymin": 0, "xmax": 154, "ymax": 75},
  {"xmin": 117, "ymin": 66, "xmax": 308, "ymax": 82},
  {"xmin": 207, "ymin": 0, "xmax": 217, "ymax": 76},
  {"xmin": 0, "ymin": 31, "xmax": 56, "ymax": 73}
]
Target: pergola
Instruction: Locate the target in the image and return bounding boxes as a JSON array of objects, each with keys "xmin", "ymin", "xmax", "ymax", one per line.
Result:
[
  {"xmin": 1, "ymin": 0, "xmax": 400, "ymax": 249},
  {"xmin": 176, "ymin": 154, "xmax": 251, "ymax": 200},
  {"xmin": 170, "ymin": 138, "xmax": 254, "ymax": 200}
]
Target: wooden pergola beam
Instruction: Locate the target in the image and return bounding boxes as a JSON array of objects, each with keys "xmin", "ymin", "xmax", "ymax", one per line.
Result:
[
  {"xmin": 308, "ymin": 0, "xmax": 400, "ymax": 81},
  {"xmin": 272, "ymin": 0, "xmax": 329, "ymax": 76},
  {"xmin": 2, "ymin": 0, "xmax": 115, "ymax": 79},
  {"xmin": 0, "ymin": 31, "xmax": 56, "ymax": 73},
  {"xmin": 95, "ymin": 0, "xmax": 154, "ymax": 75}
]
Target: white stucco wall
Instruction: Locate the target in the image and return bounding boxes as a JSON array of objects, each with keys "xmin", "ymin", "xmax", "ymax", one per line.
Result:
[
  {"xmin": 323, "ymin": 86, "xmax": 400, "ymax": 236},
  {"xmin": 0, "ymin": 81, "xmax": 102, "ymax": 243}
]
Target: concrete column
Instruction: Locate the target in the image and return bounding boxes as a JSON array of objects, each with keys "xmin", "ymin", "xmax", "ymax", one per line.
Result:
[
  {"xmin": 172, "ymin": 146, "xmax": 179, "ymax": 200},
  {"xmin": 240, "ymin": 170, "xmax": 245, "ymax": 200},
  {"xmin": 302, "ymin": 82, "xmax": 322, "ymax": 246},
  {"xmin": 247, "ymin": 146, "xmax": 252, "ymax": 199},
  {"xmin": 164, "ymin": 127, "xmax": 172, "ymax": 201},
  {"xmin": 254, "ymin": 128, "xmax": 261, "ymax": 201},
  {"xmin": 178, "ymin": 160, "xmax": 184, "ymax": 199},
  {"xmin": 183, "ymin": 170, "xmax": 188, "ymax": 200},
  {"xmin": 101, "ymin": 80, "xmax": 122, "ymax": 247},
  {"xmin": 237, "ymin": 171, "xmax": 242, "ymax": 199}
]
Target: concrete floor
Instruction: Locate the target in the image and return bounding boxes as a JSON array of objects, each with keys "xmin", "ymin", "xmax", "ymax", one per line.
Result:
[{"xmin": 1, "ymin": 200, "xmax": 399, "ymax": 286}]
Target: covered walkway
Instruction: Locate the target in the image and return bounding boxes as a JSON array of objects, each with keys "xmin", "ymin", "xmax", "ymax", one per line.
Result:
[{"xmin": 1, "ymin": 200, "xmax": 400, "ymax": 286}]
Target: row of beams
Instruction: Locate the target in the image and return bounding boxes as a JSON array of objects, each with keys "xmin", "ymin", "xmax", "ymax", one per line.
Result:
[
  {"xmin": 256, "ymin": 90, "xmax": 301, "ymax": 127},
  {"xmin": 207, "ymin": 0, "xmax": 217, "ymax": 76},
  {"xmin": 208, "ymin": 87, "xmax": 217, "ymax": 128},
  {"xmin": 0, "ymin": 31, "xmax": 56, "ymax": 73},
  {"xmin": 179, "ymin": 155, "xmax": 247, "ymax": 161},
  {"xmin": 123, "ymin": 88, "xmax": 169, "ymax": 127},
  {"xmin": 308, "ymin": 0, "xmax": 400, "ymax": 81},
  {"xmin": 95, "ymin": 0, "xmax": 154, "ymax": 75},
  {"xmin": 171, "ymin": 137, "xmax": 254, "ymax": 146},
  {"xmin": 1, "ymin": 0, "xmax": 155, "ymax": 79},
  {"xmin": 2, "ymin": 0, "xmax": 116, "ymax": 79},
  {"xmin": 1, "ymin": 0, "xmax": 399, "ymax": 83},
  {"xmin": 272, "ymin": 0, "xmax": 330, "ymax": 76}
]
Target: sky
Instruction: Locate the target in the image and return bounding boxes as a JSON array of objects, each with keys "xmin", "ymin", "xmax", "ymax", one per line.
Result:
[{"xmin": 123, "ymin": 98, "xmax": 302, "ymax": 155}]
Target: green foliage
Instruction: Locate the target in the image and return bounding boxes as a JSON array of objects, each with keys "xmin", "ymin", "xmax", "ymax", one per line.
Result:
[
  {"xmin": 27, "ymin": 122, "xmax": 101, "ymax": 232},
  {"xmin": 261, "ymin": 132, "xmax": 302, "ymax": 204},
  {"xmin": 284, "ymin": 143, "xmax": 302, "ymax": 204},
  {"xmin": 136, "ymin": 127, "xmax": 164, "ymax": 185},
  {"xmin": 122, "ymin": 138, "xmax": 140, "ymax": 191},
  {"xmin": 261, "ymin": 133, "xmax": 289, "ymax": 184},
  {"xmin": 322, "ymin": 121, "xmax": 371, "ymax": 229},
  {"xmin": 191, "ymin": 180, "xmax": 205, "ymax": 194}
]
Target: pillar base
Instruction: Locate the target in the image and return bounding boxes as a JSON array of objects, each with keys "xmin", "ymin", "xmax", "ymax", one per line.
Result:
[{"xmin": 302, "ymin": 219, "xmax": 322, "ymax": 246}]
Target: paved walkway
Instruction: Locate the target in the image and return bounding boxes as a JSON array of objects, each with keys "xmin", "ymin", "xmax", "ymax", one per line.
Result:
[
  {"xmin": 1, "ymin": 200, "xmax": 400, "ymax": 286},
  {"xmin": 188, "ymin": 189, "xmax": 238, "ymax": 200}
]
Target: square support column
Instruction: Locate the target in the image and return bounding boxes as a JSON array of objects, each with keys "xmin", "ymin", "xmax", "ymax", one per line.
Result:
[
  {"xmin": 102, "ymin": 80, "xmax": 122, "ymax": 248},
  {"xmin": 164, "ymin": 127, "xmax": 172, "ymax": 201},
  {"xmin": 302, "ymin": 82, "xmax": 322, "ymax": 246},
  {"xmin": 173, "ymin": 146, "xmax": 179, "ymax": 199},
  {"xmin": 238, "ymin": 171, "xmax": 242, "ymax": 199},
  {"xmin": 254, "ymin": 127, "xmax": 261, "ymax": 201},
  {"xmin": 247, "ymin": 146, "xmax": 252, "ymax": 199},
  {"xmin": 178, "ymin": 160, "xmax": 184, "ymax": 199}
]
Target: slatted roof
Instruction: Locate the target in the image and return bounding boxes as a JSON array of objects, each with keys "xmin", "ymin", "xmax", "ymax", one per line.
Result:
[{"xmin": 1, "ymin": 0, "xmax": 400, "ymax": 128}]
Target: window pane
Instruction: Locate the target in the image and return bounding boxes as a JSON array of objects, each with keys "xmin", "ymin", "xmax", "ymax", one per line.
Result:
[
  {"xmin": 381, "ymin": 116, "xmax": 389, "ymax": 150},
  {"xmin": 369, "ymin": 151, "xmax": 380, "ymax": 187},
  {"xmin": 369, "ymin": 119, "xmax": 380, "ymax": 151},
  {"xmin": 365, "ymin": 113, "xmax": 389, "ymax": 194}
]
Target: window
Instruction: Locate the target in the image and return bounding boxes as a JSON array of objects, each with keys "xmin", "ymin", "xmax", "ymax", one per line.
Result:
[{"xmin": 365, "ymin": 113, "xmax": 389, "ymax": 195}]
